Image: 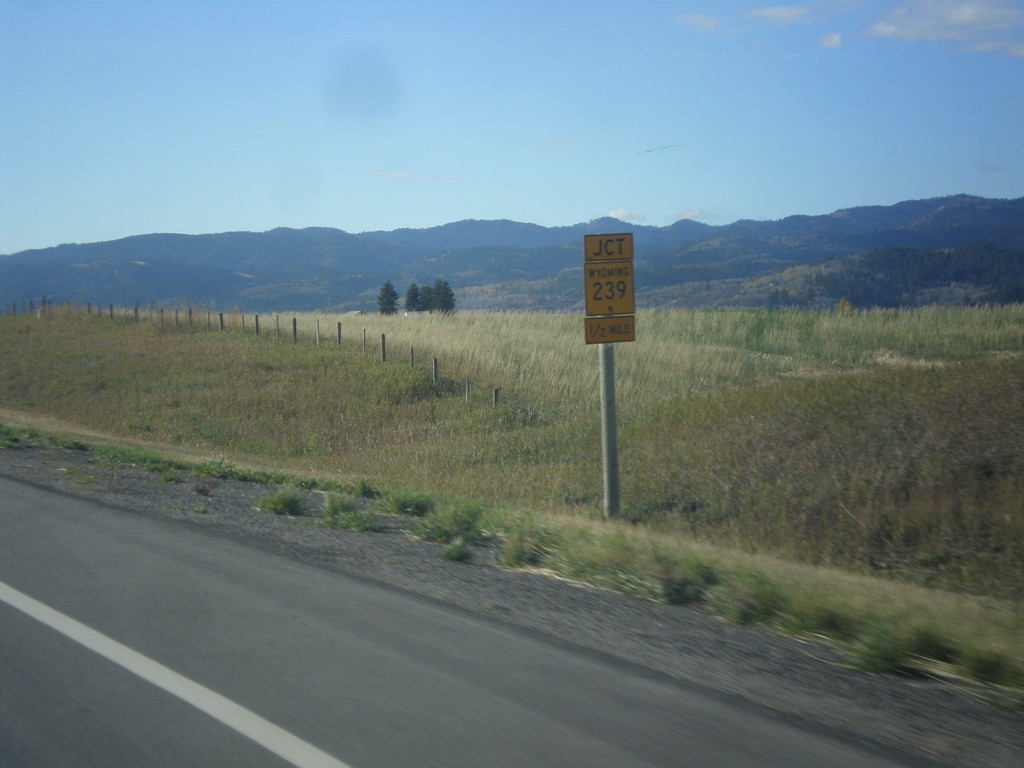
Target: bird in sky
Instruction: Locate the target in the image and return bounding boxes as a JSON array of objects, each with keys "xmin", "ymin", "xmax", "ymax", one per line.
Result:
[{"xmin": 636, "ymin": 144, "xmax": 681, "ymax": 155}]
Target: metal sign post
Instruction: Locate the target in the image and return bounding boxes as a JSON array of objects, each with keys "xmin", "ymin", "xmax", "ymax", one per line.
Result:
[
  {"xmin": 583, "ymin": 233, "xmax": 635, "ymax": 519},
  {"xmin": 599, "ymin": 341, "xmax": 619, "ymax": 518}
]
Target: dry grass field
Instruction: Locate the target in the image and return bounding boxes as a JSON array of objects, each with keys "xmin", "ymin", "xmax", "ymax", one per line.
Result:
[{"xmin": 1, "ymin": 305, "xmax": 1022, "ymax": 692}]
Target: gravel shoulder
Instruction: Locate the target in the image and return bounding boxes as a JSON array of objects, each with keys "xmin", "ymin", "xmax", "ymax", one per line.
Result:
[{"xmin": 1, "ymin": 440, "xmax": 1021, "ymax": 768}]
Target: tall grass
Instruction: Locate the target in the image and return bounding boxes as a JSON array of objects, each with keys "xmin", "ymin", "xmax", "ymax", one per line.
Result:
[
  {"xmin": 624, "ymin": 356, "xmax": 1024, "ymax": 596},
  {"xmin": 2, "ymin": 306, "xmax": 1023, "ymax": 599},
  {"xmin": 338, "ymin": 307, "xmax": 1024, "ymax": 417}
]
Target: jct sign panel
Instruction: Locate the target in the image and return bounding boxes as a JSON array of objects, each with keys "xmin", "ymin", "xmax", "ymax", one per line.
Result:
[
  {"xmin": 585, "ymin": 315, "xmax": 635, "ymax": 345},
  {"xmin": 584, "ymin": 233, "xmax": 634, "ymax": 263},
  {"xmin": 583, "ymin": 232, "xmax": 635, "ymax": 345},
  {"xmin": 584, "ymin": 260, "xmax": 635, "ymax": 317}
]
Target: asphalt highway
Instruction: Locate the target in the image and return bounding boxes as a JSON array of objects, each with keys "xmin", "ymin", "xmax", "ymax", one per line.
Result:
[{"xmin": 0, "ymin": 475, "xmax": 925, "ymax": 767}]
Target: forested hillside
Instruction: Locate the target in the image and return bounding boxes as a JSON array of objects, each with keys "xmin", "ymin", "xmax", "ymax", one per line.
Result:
[{"xmin": 2, "ymin": 195, "xmax": 1022, "ymax": 312}]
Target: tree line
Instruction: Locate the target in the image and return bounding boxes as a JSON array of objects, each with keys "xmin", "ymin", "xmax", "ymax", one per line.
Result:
[
  {"xmin": 377, "ymin": 279, "xmax": 456, "ymax": 315},
  {"xmin": 815, "ymin": 241, "xmax": 1024, "ymax": 307}
]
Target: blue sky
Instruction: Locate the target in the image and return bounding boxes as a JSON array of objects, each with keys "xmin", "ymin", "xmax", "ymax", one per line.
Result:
[{"xmin": 2, "ymin": 0, "xmax": 1023, "ymax": 254}]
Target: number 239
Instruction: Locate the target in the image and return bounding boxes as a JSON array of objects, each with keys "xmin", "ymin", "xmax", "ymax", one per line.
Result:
[{"xmin": 592, "ymin": 280, "xmax": 628, "ymax": 301}]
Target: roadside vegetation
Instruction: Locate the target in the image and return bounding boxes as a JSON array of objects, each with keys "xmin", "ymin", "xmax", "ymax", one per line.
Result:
[{"xmin": 1, "ymin": 306, "xmax": 1022, "ymax": 696}]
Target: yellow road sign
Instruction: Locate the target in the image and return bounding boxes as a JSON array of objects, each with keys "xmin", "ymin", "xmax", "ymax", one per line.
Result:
[
  {"xmin": 585, "ymin": 315, "xmax": 635, "ymax": 345},
  {"xmin": 585, "ymin": 259, "xmax": 635, "ymax": 316},
  {"xmin": 584, "ymin": 233, "xmax": 633, "ymax": 262}
]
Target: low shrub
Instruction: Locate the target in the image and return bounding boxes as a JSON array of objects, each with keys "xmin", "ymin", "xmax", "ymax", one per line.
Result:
[
  {"xmin": 321, "ymin": 493, "xmax": 380, "ymax": 532},
  {"xmin": 411, "ymin": 501, "xmax": 486, "ymax": 546},
  {"xmin": 652, "ymin": 552, "xmax": 720, "ymax": 606},
  {"xmin": 959, "ymin": 647, "xmax": 1022, "ymax": 686},
  {"xmin": 441, "ymin": 537, "xmax": 474, "ymax": 562},
  {"xmin": 499, "ymin": 513, "xmax": 557, "ymax": 567},
  {"xmin": 781, "ymin": 603, "xmax": 863, "ymax": 643},
  {"xmin": 907, "ymin": 626, "xmax": 960, "ymax": 664},
  {"xmin": 354, "ymin": 478, "xmax": 379, "ymax": 499},
  {"xmin": 255, "ymin": 488, "xmax": 304, "ymax": 516},
  {"xmin": 381, "ymin": 491, "xmax": 436, "ymax": 518},
  {"xmin": 0, "ymin": 424, "xmax": 25, "ymax": 448},
  {"xmin": 544, "ymin": 529, "xmax": 663, "ymax": 601},
  {"xmin": 850, "ymin": 624, "xmax": 909, "ymax": 674},
  {"xmin": 706, "ymin": 572, "xmax": 788, "ymax": 625}
]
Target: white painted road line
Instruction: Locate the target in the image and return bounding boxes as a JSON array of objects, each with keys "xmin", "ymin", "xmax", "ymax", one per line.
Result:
[{"xmin": 0, "ymin": 579, "xmax": 354, "ymax": 768}]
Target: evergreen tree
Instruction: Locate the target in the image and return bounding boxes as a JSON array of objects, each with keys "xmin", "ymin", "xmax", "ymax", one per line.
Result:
[
  {"xmin": 418, "ymin": 284, "xmax": 434, "ymax": 312},
  {"xmin": 404, "ymin": 283, "xmax": 421, "ymax": 312},
  {"xmin": 376, "ymin": 280, "xmax": 399, "ymax": 315},
  {"xmin": 431, "ymin": 279, "xmax": 456, "ymax": 314}
]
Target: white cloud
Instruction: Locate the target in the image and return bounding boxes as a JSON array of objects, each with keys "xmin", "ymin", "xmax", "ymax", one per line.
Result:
[
  {"xmin": 675, "ymin": 13, "xmax": 720, "ymax": 31},
  {"xmin": 866, "ymin": 0, "xmax": 1024, "ymax": 53},
  {"xmin": 964, "ymin": 39, "xmax": 1006, "ymax": 51},
  {"xmin": 674, "ymin": 209, "xmax": 709, "ymax": 222},
  {"xmin": 749, "ymin": 5, "xmax": 813, "ymax": 25},
  {"xmin": 607, "ymin": 209, "xmax": 647, "ymax": 222},
  {"xmin": 821, "ymin": 31, "xmax": 843, "ymax": 48}
]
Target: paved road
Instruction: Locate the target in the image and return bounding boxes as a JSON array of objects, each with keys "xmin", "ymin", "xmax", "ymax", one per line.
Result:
[{"xmin": 0, "ymin": 475, "xmax": 926, "ymax": 767}]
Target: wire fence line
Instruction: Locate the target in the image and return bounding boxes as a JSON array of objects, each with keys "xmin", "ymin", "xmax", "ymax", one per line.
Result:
[{"xmin": 5, "ymin": 298, "xmax": 503, "ymax": 408}]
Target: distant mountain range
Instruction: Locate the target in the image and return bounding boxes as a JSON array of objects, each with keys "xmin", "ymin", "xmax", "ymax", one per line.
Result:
[{"xmin": 3, "ymin": 194, "xmax": 1023, "ymax": 313}]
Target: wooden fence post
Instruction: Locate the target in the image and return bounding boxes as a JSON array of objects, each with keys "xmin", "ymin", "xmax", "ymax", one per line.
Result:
[
  {"xmin": 410, "ymin": 346, "xmax": 414, "ymax": 367},
  {"xmin": 219, "ymin": 312, "xmax": 225, "ymax": 331},
  {"xmin": 380, "ymin": 334, "xmax": 387, "ymax": 363},
  {"xmin": 493, "ymin": 388, "xmax": 500, "ymax": 407},
  {"xmin": 432, "ymin": 358, "xmax": 439, "ymax": 387},
  {"xmin": 316, "ymin": 318, "xmax": 321, "ymax": 346},
  {"xmin": 336, "ymin": 322, "xmax": 342, "ymax": 347},
  {"xmin": 292, "ymin": 317, "xmax": 297, "ymax": 343},
  {"xmin": 255, "ymin": 314, "xmax": 260, "ymax": 336},
  {"xmin": 465, "ymin": 376, "xmax": 470, "ymax": 403}
]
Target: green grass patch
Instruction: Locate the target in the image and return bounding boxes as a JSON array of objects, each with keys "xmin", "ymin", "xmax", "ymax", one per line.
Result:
[
  {"xmin": 94, "ymin": 444, "xmax": 179, "ymax": 474},
  {"xmin": 498, "ymin": 511, "xmax": 558, "ymax": 568},
  {"xmin": 440, "ymin": 537, "xmax": 474, "ymax": 562},
  {"xmin": 959, "ymin": 647, "xmax": 1022, "ymax": 686},
  {"xmin": 706, "ymin": 572, "xmax": 789, "ymax": 625},
  {"xmin": 353, "ymin": 478, "xmax": 380, "ymax": 499},
  {"xmin": 411, "ymin": 500, "xmax": 487, "ymax": 546},
  {"xmin": 255, "ymin": 488, "xmax": 304, "ymax": 516},
  {"xmin": 0, "ymin": 423, "xmax": 31, "ymax": 448},
  {"xmin": 850, "ymin": 624, "xmax": 909, "ymax": 674},
  {"xmin": 380, "ymin": 490, "xmax": 436, "ymax": 517},
  {"xmin": 321, "ymin": 493, "xmax": 380, "ymax": 532}
]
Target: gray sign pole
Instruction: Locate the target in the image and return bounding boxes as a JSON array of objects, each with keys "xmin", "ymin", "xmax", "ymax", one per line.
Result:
[{"xmin": 600, "ymin": 342, "xmax": 619, "ymax": 519}]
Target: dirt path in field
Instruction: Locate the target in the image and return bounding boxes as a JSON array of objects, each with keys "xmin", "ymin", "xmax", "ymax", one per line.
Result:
[{"xmin": 1, "ymin": 432, "xmax": 1021, "ymax": 768}]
